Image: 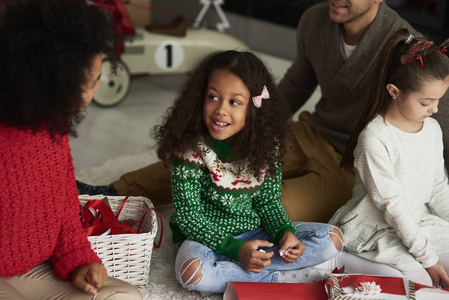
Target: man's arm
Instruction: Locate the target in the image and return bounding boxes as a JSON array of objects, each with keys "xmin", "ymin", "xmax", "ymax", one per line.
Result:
[{"xmin": 277, "ymin": 14, "xmax": 319, "ymax": 117}]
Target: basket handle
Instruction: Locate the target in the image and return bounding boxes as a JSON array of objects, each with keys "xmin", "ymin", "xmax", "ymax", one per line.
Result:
[
  {"xmin": 115, "ymin": 195, "xmax": 130, "ymax": 218},
  {"xmin": 137, "ymin": 208, "xmax": 163, "ymax": 248},
  {"xmin": 116, "ymin": 197, "xmax": 164, "ymax": 248}
]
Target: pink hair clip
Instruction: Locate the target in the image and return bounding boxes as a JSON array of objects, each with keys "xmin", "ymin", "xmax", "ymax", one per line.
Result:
[{"xmin": 252, "ymin": 85, "xmax": 270, "ymax": 108}]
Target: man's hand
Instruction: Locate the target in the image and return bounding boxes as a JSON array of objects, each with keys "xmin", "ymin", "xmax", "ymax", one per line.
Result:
[{"xmin": 72, "ymin": 262, "xmax": 108, "ymax": 295}]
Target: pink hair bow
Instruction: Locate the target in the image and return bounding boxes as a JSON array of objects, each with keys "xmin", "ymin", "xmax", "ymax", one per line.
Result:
[{"xmin": 252, "ymin": 85, "xmax": 270, "ymax": 108}]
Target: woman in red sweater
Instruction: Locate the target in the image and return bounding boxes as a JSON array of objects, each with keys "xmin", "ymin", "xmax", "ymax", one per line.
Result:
[{"xmin": 0, "ymin": 0, "xmax": 141, "ymax": 299}]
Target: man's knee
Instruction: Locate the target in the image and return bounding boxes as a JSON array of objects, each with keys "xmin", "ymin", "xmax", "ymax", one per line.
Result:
[{"xmin": 180, "ymin": 258, "xmax": 203, "ymax": 286}]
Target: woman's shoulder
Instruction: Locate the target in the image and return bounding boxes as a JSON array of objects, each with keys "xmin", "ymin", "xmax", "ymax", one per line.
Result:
[{"xmin": 1, "ymin": 124, "xmax": 68, "ymax": 148}]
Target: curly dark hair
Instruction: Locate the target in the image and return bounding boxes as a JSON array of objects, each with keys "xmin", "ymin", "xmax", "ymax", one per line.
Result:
[
  {"xmin": 0, "ymin": 0, "xmax": 117, "ymax": 137},
  {"xmin": 153, "ymin": 50, "xmax": 293, "ymax": 178}
]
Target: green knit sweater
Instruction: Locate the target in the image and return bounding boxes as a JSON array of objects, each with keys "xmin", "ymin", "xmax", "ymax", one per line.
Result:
[{"xmin": 169, "ymin": 138, "xmax": 295, "ymax": 261}]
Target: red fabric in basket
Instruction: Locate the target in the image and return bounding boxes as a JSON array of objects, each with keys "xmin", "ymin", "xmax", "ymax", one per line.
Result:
[
  {"xmin": 80, "ymin": 198, "xmax": 136, "ymax": 236},
  {"xmin": 80, "ymin": 196, "xmax": 164, "ymax": 248}
]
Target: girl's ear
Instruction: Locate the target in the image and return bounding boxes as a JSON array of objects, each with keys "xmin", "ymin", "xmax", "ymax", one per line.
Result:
[{"xmin": 386, "ymin": 83, "xmax": 400, "ymax": 99}]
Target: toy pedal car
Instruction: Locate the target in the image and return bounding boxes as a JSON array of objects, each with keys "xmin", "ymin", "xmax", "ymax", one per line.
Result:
[{"xmin": 94, "ymin": 27, "xmax": 248, "ymax": 107}]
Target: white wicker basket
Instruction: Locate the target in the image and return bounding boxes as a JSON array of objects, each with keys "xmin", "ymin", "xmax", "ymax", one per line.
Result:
[{"xmin": 79, "ymin": 195, "xmax": 158, "ymax": 286}]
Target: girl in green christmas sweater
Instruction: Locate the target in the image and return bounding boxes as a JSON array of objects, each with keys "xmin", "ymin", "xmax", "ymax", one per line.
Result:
[{"xmin": 152, "ymin": 50, "xmax": 343, "ymax": 294}]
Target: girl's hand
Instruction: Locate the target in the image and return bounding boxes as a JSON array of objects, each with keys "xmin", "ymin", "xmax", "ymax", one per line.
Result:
[
  {"xmin": 426, "ymin": 262, "xmax": 449, "ymax": 288},
  {"xmin": 279, "ymin": 231, "xmax": 305, "ymax": 264},
  {"xmin": 239, "ymin": 240, "xmax": 274, "ymax": 273},
  {"xmin": 72, "ymin": 262, "xmax": 108, "ymax": 295}
]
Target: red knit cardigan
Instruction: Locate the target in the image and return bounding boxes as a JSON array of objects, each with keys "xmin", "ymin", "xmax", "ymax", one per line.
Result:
[{"xmin": 0, "ymin": 125, "xmax": 101, "ymax": 280}]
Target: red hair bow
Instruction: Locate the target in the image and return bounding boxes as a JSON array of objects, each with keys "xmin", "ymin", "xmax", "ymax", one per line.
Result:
[
  {"xmin": 401, "ymin": 41, "xmax": 434, "ymax": 67},
  {"xmin": 441, "ymin": 38, "xmax": 449, "ymax": 56}
]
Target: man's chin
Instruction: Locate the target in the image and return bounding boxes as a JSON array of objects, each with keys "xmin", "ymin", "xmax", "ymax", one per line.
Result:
[{"xmin": 328, "ymin": 11, "xmax": 346, "ymax": 24}]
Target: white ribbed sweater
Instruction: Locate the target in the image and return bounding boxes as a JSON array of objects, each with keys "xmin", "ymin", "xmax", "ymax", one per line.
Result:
[{"xmin": 330, "ymin": 115, "xmax": 449, "ymax": 270}]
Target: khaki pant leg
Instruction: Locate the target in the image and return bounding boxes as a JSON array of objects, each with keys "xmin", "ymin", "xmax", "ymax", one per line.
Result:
[
  {"xmin": 281, "ymin": 112, "xmax": 355, "ymax": 223},
  {"xmin": 2, "ymin": 262, "xmax": 142, "ymax": 300},
  {"xmin": 0, "ymin": 278, "xmax": 26, "ymax": 300},
  {"xmin": 112, "ymin": 160, "xmax": 172, "ymax": 206}
]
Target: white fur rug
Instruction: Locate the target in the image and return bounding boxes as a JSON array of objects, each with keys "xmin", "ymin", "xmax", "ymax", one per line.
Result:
[{"xmin": 75, "ymin": 152, "xmax": 221, "ymax": 300}]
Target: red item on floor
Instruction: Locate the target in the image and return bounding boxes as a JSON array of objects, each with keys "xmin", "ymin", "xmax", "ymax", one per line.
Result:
[
  {"xmin": 91, "ymin": 0, "xmax": 136, "ymax": 56},
  {"xmin": 224, "ymin": 281, "xmax": 328, "ymax": 300}
]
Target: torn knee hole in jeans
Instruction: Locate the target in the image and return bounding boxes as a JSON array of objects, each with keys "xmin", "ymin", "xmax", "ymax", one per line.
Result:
[
  {"xmin": 328, "ymin": 227, "xmax": 344, "ymax": 252},
  {"xmin": 180, "ymin": 257, "xmax": 203, "ymax": 286}
]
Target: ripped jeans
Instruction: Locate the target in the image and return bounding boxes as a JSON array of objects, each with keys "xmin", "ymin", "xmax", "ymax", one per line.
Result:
[{"xmin": 174, "ymin": 222, "xmax": 340, "ymax": 294}]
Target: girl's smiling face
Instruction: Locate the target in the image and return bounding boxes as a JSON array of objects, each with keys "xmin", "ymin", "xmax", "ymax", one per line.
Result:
[{"xmin": 202, "ymin": 69, "xmax": 250, "ymax": 142}]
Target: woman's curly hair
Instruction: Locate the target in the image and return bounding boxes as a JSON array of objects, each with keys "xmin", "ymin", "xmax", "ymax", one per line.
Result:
[
  {"xmin": 0, "ymin": 0, "xmax": 117, "ymax": 137},
  {"xmin": 153, "ymin": 50, "xmax": 293, "ymax": 178}
]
